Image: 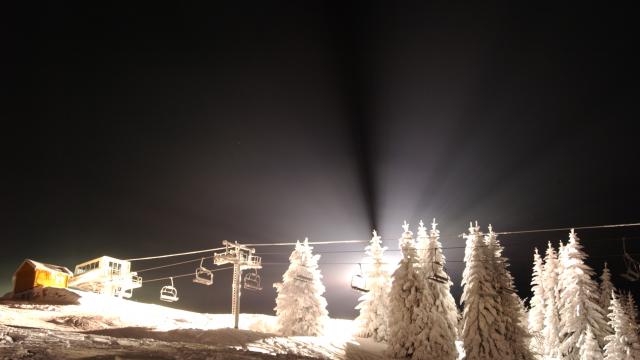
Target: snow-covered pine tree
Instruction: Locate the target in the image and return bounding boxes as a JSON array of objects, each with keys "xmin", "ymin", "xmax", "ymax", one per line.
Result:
[
  {"xmin": 599, "ymin": 263, "xmax": 615, "ymax": 311},
  {"xmin": 412, "ymin": 219, "xmax": 458, "ymax": 360},
  {"xmin": 461, "ymin": 222, "xmax": 510, "ymax": 359},
  {"xmin": 604, "ymin": 291, "xmax": 640, "ymax": 360},
  {"xmin": 622, "ymin": 291, "xmax": 639, "ymax": 335},
  {"xmin": 580, "ymin": 326, "xmax": 603, "ymax": 360},
  {"xmin": 598, "ymin": 262, "xmax": 615, "ymax": 338},
  {"xmin": 274, "ymin": 238, "xmax": 329, "ymax": 336},
  {"xmin": 416, "ymin": 219, "xmax": 429, "ymax": 259},
  {"xmin": 528, "ymin": 247, "xmax": 545, "ymax": 354},
  {"xmin": 485, "ymin": 225, "xmax": 534, "ymax": 360},
  {"xmin": 558, "ymin": 229, "xmax": 609, "ymax": 359},
  {"xmin": 387, "ymin": 221, "xmax": 422, "ymax": 359},
  {"xmin": 355, "ymin": 230, "xmax": 391, "ymax": 342},
  {"xmin": 542, "ymin": 241, "xmax": 562, "ymax": 358}
]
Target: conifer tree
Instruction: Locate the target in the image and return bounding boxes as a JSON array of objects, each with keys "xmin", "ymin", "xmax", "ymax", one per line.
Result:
[
  {"xmin": 558, "ymin": 229, "xmax": 609, "ymax": 358},
  {"xmin": 542, "ymin": 241, "xmax": 562, "ymax": 358},
  {"xmin": 528, "ymin": 247, "xmax": 545, "ymax": 354},
  {"xmin": 604, "ymin": 291, "xmax": 640, "ymax": 360},
  {"xmin": 387, "ymin": 221, "xmax": 422, "ymax": 359},
  {"xmin": 485, "ymin": 226, "xmax": 534, "ymax": 360},
  {"xmin": 274, "ymin": 238, "xmax": 329, "ymax": 336},
  {"xmin": 598, "ymin": 262, "xmax": 615, "ymax": 338},
  {"xmin": 622, "ymin": 291, "xmax": 639, "ymax": 339},
  {"xmin": 620, "ymin": 291, "xmax": 640, "ymax": 350},
  {"xmin": 355, "ymin": 230, "xmax": 391, "ymax": 342},
  {"xmin": 461, "ymin": 222, "xmax": 510, "ymax": 359},
  {"xmin": 599, "ymin": 262, "xmax": 615, "ymax": 315},
  {"xmin": 412, "ymin": 219, "xmax": 458, "ymax": 360},
  {"xmin": 580, "ymin": 326, "xmax": 603, "ymax": 360}
]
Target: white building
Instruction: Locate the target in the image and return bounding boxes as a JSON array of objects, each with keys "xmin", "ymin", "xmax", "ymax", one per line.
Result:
[{"xmin": 68, "ymin": 256, "xmax": 142, "ymax": 298}]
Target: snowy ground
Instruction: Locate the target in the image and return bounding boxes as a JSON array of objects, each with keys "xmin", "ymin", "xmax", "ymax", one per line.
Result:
[{"xmin": 0, "ymin": 289, "xmax": 386, "ymax": 359}]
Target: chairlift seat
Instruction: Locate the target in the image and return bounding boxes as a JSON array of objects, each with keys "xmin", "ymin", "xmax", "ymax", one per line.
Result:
[
  {"xmin": 295, "ymin": 274, "xmax": 313, "ymax": 282},
  {"xmin": 427, "ymin": 261, "xmax": 450, "ymax": 284},
  {"xmin": 120, "ymin": 287, "xmax": 133, "ymax": 299},
  {"xmin": 193, "ymin": 267, "xmax": 214, "ymax": 286},
  {"xmin": 160, "ymin": 286, "xmax": 179, "ymax": 302},
  {"xmin": 428, "ymin": 273, "xmax": 450, "ymax": 284},
  {"xmin": 351, "ymin": 274, "xmax": 369, "ymax": 292},
  {"xmin": 621, "ymin": 238, "xmax": 640, "ymax": 282},
  {"xmin": 244, "ymin": 272, "xmax": 262, "ymax": 291},
  {"xmin": 621, "ymin": 272, "xmax": 640, "ymax": 282}
]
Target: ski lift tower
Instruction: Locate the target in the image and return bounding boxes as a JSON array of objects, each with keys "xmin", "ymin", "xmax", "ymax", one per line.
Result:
[{"xmin": 213, "ymin": 240, "xmax": 262, "ymax": 329}]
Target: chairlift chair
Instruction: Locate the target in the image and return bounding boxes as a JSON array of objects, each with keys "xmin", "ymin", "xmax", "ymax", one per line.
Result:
[
  {"xmin": 295, "ymin": 273, "xmax": 313, "ymax": 282},
  {"xmin": 427, "ymin": 261, "xmax": 450, "ymax": 284},
  {"xmin": 160, "ymin": 277, "xmax": 179, "ymax": 302},
  {"xmin": 119, "ymin": 287, "xmax": 133, "ymax": 299},
  {"xmin": 193, "ymin": 258, "xmax": 214, "ymax": 286},
  {"xmin": 244, "ymin": 269, "xmax": 262, "ymax": 291},
  {"xmin": 500, "ymin": 287, "xmax": 517, "ymax": 295},
  {"xmin": 350, "ymin": 264, "xmax": 369, "ymax": 292},
  {"xmin": 621, "ymin": 238, "xmax": 640, "ymax": 282}
]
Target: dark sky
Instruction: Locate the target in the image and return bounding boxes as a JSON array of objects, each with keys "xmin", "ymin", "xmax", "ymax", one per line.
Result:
[{"xmin": 2, "ymin": 2, "xmax": 639, "ymax": 318}]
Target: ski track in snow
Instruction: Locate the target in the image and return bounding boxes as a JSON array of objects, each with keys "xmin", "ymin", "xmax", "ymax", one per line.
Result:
[{"xmin": 0, "ymin": 289, "xmax": 385, "ymax": 359}]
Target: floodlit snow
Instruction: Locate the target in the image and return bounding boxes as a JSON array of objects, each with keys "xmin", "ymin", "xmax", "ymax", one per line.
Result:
[{"xmin": 0, "ymin": 288, "xmax": 393, "ymax": 359}]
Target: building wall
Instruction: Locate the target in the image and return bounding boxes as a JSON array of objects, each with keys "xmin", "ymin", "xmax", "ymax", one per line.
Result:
[
  {"xmin": 34, "ymin": 269, "xmax": 69, "ymax": 289},
  {"xmin": 14, "ymin": 263, "xmax": 70, "ymax": 294},
  {"xmin": 13, "ymin": 264, "xmax": 36, "ymax": 293}
]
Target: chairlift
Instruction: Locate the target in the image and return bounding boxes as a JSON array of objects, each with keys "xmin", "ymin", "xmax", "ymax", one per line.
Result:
[
  {"xmin": 427, "ymin": 261, "xmax": 450, "ymax": 284},
  {"xmin": 500, "ymin": 287, "xmax": 517, "ymax": 295},
  {"xmin": 193, "ymin": 258, "xmax": 214, "ymax": 286},
  {"xmin": 160, "ymin": 277, "xmax": 179, "ymax": 302},
  {"xmin": 244, "ymin": 269, "xmax": 262, "ymax": 291},
  {"xmin": 295, "ymin": 273, "xmax": 313, "ymax": 282},
  {"xmin": 119, "ymin": 287, "xmax": 133, "ymax": 299},
  {"xmin": 350, "ymin": 264, "xmax": 369, "ymax": 292},
  {"xmin": 621, "ymin": 237, "xmax": 640, "ymax": 282}
]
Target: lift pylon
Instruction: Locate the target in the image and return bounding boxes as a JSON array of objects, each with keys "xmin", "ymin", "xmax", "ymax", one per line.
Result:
[{"xmin": 213, "ymin": 240, "xmax": 262, "ymax": 329}]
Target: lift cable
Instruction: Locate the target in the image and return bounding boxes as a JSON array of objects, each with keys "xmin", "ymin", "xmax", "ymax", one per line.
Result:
[
  {"xmin": 134, "ymin": 256, "xmax": 215, "ymax": 273},
  {"xmin": 131, "ymin": 235, "xmax": 640, "ymax": 273},
  {"xmin": 142, "ymin": 266, "xmax": 234, "ymax": 283},
  {"xmin": 143, "ymin": 250, "xmax": 640, "ymax": 282},
  {"xmin": 244, "ymin": 239, "xmax": 367, "ymax": 247},
  {"xmin": 257, "ymin": 253, "xmax": 640, "ymax": 266},
  {"xmin": 126, "ymin": 247, "xmax": 225, "ymax": 262},
  {"xmin": 127, "ymin": 223, "xmax": 640, "ymax": 261},
  {"xmin": 462, "ymin": 222, "xmax": 640, "ymax": 237}
]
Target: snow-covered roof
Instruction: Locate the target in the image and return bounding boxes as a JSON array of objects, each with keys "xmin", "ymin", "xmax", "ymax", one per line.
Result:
[{"xmin": 19, "ymin": 259, "xmax": 73, "ymax": 276}]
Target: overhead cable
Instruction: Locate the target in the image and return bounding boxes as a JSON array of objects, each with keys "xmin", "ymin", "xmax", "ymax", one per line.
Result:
[
  {"xmin": 464, "ymin": 222, "xmax": 640, "ymax": 237},
  {"xmin": 142, "ymin": 266, "xmax": 234, "ymax": 283},
  {"xmin": 126, "ymin": 247, "xmax": 225, "ymax": 261}
]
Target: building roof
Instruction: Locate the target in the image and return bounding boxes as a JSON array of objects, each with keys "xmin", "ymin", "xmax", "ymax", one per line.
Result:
[{"xmin": 18, "ymin": 259, "xmax": 73, "ymax": 276}]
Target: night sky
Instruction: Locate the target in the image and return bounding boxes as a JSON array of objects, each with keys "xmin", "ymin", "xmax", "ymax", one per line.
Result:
[{"xmin": 3, "ymin": 3, "xmax": 639, "ymax": 318}]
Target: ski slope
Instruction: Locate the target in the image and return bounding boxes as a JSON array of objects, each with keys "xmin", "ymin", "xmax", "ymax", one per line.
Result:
[{"xmin": 0, "ymin": 289, "xmax": 387, "ymax": 359}]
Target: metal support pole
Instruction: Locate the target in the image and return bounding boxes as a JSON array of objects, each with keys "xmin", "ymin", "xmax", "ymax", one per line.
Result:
[{"xmin": 231, "ymin": 262, "xmax": 242, "ymax": 329}]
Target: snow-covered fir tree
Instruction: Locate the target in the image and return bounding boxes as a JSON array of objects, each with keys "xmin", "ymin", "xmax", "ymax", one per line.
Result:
[
  {"xmin": 622, "ymin": 291, "xmax": 639, "ymax": 336},
  {"xmin": 558, "ymin": 229, "xmax": 609, "ymax": 358},
  {"xmin": 485, "ymin": 225, "xmax": 534, "ymax": 360},
  {"xmin": 274, "ymin": 238, "xmax": 329, "ymax": 336},
  {"xmin": 528, "ymin": 247, "xmax": 545, "ymax": 354},
  {"xmin": 598, "ymin": 262, "xmax": 615, "ymax": 338},
  {"xmin": 580, "ymin": 326, "xmax": 603, "ymax": 360},
  {"xmin": 599, "ymin": 263, "xmax": 615, "ymax": 311},
  {"xmin": 412, "ymin": 219, "xmax": 458, "ymax": 360},
  {"xmin": 604, "ymin": 291, "xmax": 640, "ymax": 360},
  {"xmin": 355, "ymin": 230, "xmax": 391, "ymax": 342},
  {"xmin": 461, "ymin": 222, "xmax": 511, "ymax": 359},
  {"xmin": 542, "ymin": 241, "xmax": 562, "ymax": 358},
  {"xmin": 387, "ymin": 221, "xmax": 422, "ymax": 359}
]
